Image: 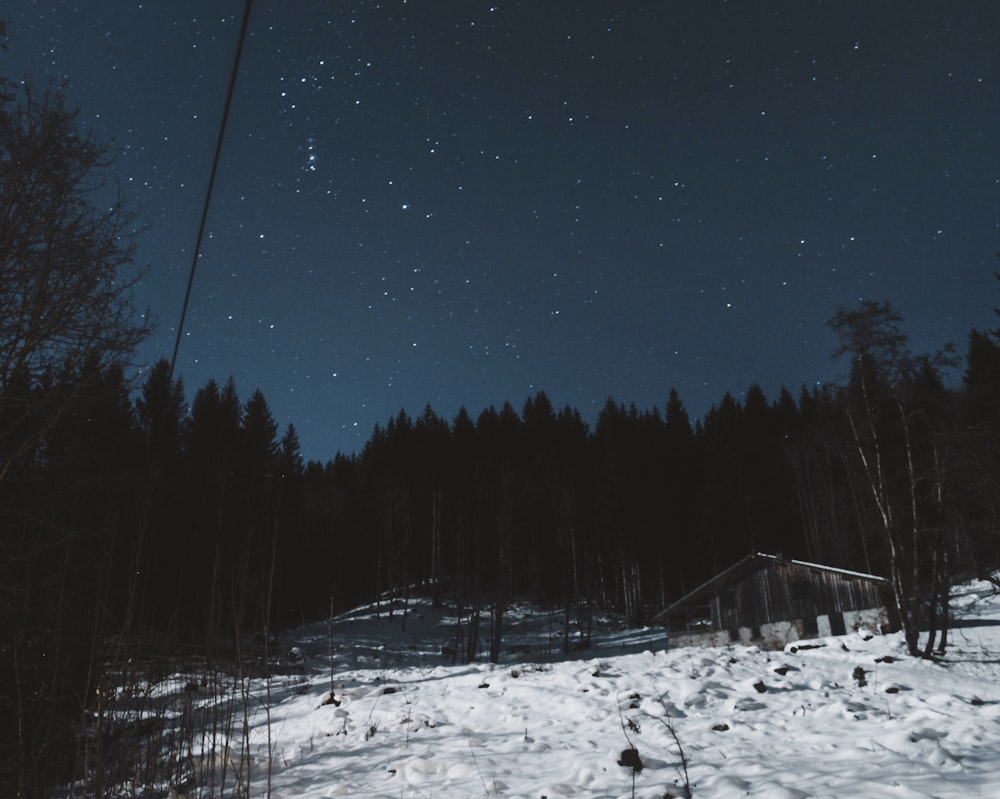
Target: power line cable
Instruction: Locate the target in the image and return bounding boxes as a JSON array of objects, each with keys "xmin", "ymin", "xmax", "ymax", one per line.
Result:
[{"xmin": 170, "ymin": 0, "xmax": 253, "ymax": 380}]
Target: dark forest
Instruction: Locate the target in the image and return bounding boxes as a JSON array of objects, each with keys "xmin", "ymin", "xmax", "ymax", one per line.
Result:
[{"xmin": 6, "ymin": 305, "xmax": 1000, "ymax": 788}]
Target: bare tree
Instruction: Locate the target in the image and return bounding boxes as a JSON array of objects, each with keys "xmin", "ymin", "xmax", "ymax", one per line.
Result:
[
  {"xmin": 827, "ymin": 300, "xmax": 956, "ymax": 656},
  {"xmin": 0, "ymin": 38, "xmax": 152, "ymax": 794},
  {"xmin": 0, "ymin": 71, "xmax": 151, "ymax": 478}
]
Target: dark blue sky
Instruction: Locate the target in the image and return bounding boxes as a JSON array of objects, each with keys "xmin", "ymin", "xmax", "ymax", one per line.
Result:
[{"xmin": 6, "ymin": 2, "xmax": 999, "ymax": 460}]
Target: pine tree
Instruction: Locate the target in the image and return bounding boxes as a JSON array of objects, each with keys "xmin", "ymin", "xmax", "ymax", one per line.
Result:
[
  {"xmin": 242, "ymin": 387, "xmax": 279, "ymax": 479},
  {"xmin": 136, "ymin": 358, "xmax": 187, "ymax": 464},
  {"xmin": 279, "ymin": 422, "xmax": 304, "ymax": 479}
]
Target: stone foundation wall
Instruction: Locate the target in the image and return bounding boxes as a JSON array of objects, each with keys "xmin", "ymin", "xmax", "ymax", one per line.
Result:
[{"xmin": 669, "ymin": 606, "xmax": 889, "ymax": 650}]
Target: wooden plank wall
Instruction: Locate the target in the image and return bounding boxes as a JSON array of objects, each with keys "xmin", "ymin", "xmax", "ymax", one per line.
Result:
[{"xmin": 711, "ymin": 562, "xmax": 886, "ymax": 630}]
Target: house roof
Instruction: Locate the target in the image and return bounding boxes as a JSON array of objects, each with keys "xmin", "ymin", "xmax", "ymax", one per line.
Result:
[{"xmin": 652, "ymin": 552, "xmax": 888, "ymax": 625}]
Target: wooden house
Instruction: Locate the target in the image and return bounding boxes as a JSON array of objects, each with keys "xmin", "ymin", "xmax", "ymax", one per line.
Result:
[{"xmin": 653, "ymin": 553, "xmax": 897, "ymax": 649}]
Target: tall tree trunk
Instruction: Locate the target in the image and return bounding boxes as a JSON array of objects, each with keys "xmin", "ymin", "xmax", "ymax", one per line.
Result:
[
  {"xmin": 845, "ymin": 400, "xmax": 918, "ymax": 655},
  {"xmin": 431, "ymin": 488, "xmax": 442, "ymax": 608}
]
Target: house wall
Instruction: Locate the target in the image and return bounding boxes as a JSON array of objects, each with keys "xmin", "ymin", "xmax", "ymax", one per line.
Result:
[
  {"xmin": 665, "ymin": 559, "xmax": 894, "ymax": 650},
  {"xmin": 816, "ymin": 606, "xmax": 892, "ymax": 638},
  {"xmin": 711, "ymin": 561, "xmax": 888, "ymax": 631},
  {"xmin": 671, "ymin": 607, "xmax": 889, "ymax": 651},
  {"xmin": 669, "ymin": 619, "xmax": 805, "ymax": 650}
]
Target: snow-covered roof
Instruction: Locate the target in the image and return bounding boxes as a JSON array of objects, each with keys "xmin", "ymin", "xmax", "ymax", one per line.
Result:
[{"xmin": 751, "ymin": 552, "xmax": 888, "ymax": 583}]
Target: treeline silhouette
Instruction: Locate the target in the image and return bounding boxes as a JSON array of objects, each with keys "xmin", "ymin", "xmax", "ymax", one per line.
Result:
[
  {"xmin": 8, "ymin": 318, "xmax": 1000, "ymax": 640},
  {"xmin": 5, "ymin": 307, "xmax": 1000, "ymax": 788}
]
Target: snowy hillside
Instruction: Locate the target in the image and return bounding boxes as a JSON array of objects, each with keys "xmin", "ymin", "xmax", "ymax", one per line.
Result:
[{"xmin": 150, "ymin": 582, "xmax": 1000, "ymax": 799}]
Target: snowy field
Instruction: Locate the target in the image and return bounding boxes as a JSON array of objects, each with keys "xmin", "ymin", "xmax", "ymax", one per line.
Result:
[{"xmin": 153, "ymin": 581, "xmax": 1000, "ymax": 799}]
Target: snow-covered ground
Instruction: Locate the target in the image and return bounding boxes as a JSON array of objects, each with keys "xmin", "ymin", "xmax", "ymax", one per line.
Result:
[{"xmin": 162, "ymin": 581, "xmax": 1000, "ymax": 799}]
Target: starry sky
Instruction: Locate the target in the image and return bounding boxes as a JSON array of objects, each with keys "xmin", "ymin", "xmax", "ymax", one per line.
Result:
[{"xmin": 5, "ymin": 1, "xmax": 999, "ymax": 460}]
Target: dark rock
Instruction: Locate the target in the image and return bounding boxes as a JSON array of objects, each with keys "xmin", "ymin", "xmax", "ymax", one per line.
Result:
[
  {"xmin": 712, "ymin": 723, "xmax": 730, "ymax": 732},
  {"xmin": 852, "ymin": 666, "xmax": 867, "ymax": 687},
  {"xmin": 753, "ymin": 681, "xmax": 767, "ymax": 694},
  {"xmin": 617, "ymin": 747, "xmax": 643, "ymax": 772}
]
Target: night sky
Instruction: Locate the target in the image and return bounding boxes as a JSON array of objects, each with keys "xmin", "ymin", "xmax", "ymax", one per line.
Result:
[{"xmin": 5, "ymin": 2, "xmax": 999, "ymax": 460}]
